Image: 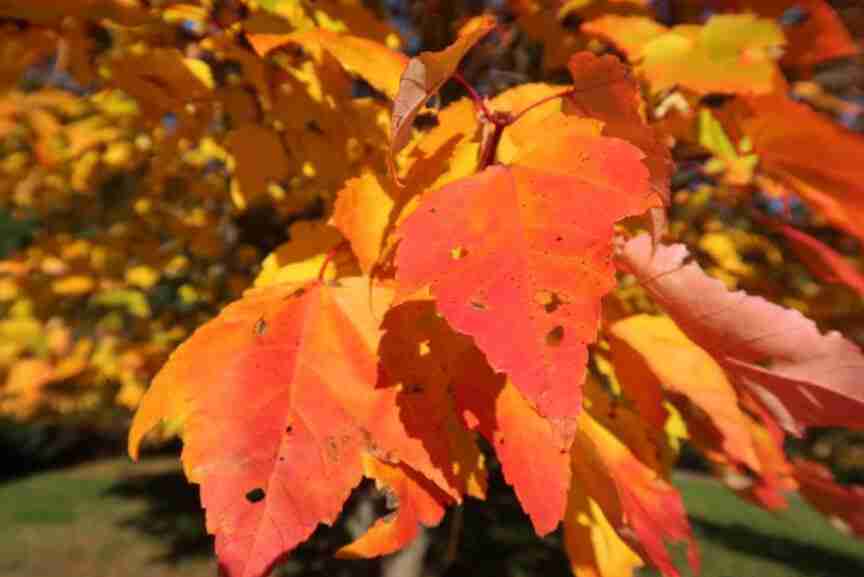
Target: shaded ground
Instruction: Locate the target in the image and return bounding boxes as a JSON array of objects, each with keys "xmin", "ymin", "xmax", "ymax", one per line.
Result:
[{"xmin": 1, "ymin": 457, "xmax": 863, "ymax": 577}]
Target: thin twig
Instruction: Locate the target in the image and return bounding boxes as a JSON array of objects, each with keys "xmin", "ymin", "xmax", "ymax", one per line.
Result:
[
  {"xmin": 317, "ymin": 241, "xmax": 350, "ymax": 281},
  {"xmin": 453, "ymin": 72, "xmax": 496, "ymax": 124}
]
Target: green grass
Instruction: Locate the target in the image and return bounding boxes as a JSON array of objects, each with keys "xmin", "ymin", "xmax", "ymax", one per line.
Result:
[
  {"xmin": 663, "ymin": 474, "xmax": 864, "ymax": 577},
  {"xmin": 0, "ymin": 459, "xmax": 862, "ymax": 577}
]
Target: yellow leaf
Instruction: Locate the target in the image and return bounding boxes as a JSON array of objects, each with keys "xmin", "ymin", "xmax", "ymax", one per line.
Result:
[
  {"xmin": 125, "ymin": 265, "xmax": 160, "ymax": 289},
  {"xmin": 255, "ymin": 220, "xmax": 352, "ymax": 287},
  {"xmin": 52, "ymin": 275, "xmax": 96, "ymax": 296}
]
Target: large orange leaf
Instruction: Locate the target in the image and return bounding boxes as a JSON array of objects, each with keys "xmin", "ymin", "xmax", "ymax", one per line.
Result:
[
  {"xmin": 617, "ymin": 234, "xmax": 864, "ymax": 435},
  {"xmin": 129, "ymin": 279, "xmax": 467, "ymax": 577},
  {"xmin": 396, "ymin": 117, "xmax": 657, "ymax": 432}
]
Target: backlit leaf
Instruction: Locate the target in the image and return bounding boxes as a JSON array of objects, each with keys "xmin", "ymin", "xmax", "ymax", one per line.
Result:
[
  {"xmin": 396, "ymin": 116, "xmax": 657, "ymax": 431},
  {"xmin": 129, "ymin": 279, "xmax": 457, "ymax": 577}
]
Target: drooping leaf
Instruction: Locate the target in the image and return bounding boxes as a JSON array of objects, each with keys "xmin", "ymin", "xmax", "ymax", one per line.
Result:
[
  {"xmin": 389, "ymin": 15, "xmax": 495, "ymax": 168},
  {"xmin": 769, "ymin": 221, "xmax": 864, "ymax": 296},
  {"xmin": 608, "ymin": 314, "xmax": 760, "ymax": 472},
  {"xmin": 617, "ymin": 234, "xmax": 864, "ymax": 435},
  {"xmin": 129, "ymin": 279, "xmax": 463, "ymax": 577},
  {"xmin": 396, "ymin": 115, "xmax": 657, "ymax": 434}
]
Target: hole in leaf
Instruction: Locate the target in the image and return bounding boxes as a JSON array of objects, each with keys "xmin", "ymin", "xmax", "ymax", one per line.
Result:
[
  {"xmin": 450, "ymin": 246, "xmax": 468, "ymax": 260},
  {"xmin": 245, "ymin": 488, "xmax": 266, "ymax": 503},
  {"xmin": 546, "ymin": 326, "xmax": 564, "ymax": 347},
  {"xmin": 418, "ymin": 340, "xmax": 431, "ymax": 356},
  {"xmin": 291, "ymin": 287, "xmax": 306, "ymax": 298},
  {"xmin": 535, "ymin": 290, "xmax": 565, "ymax": 313},
  {"xmin": 414, "ymin": 112, "xmax": 439, "ymax": 130}
]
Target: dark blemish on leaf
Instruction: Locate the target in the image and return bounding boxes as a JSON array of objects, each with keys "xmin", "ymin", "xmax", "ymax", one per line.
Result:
[
  {"xmin": 546, "ymin": 326, "xmax": 565, "ymax": 347},
  {"xmin": 450, "ymin": 246, "xmax": 468, "ymax": 260},
  {"xmin": 535, "ymin": 290, "xmax": 565, "ymax": 313},
  {"xmin": 286, "ymin": 425, "xmax": 293, "ymax": 433},
  {"xmin": 470, "ymin": 301, "xmax": 486, "ymax": 310},
  {"xmin": 325, "ymin": 436, "xmax": 339, "ymax": 462},
  {"xmin": 429, "ymin": 208, "xmax": 437, "ymax": 214},
  {"xmin": 245, "ymin": 488, "xmax": 266, "ymax": 503},
  {"xmin": 408, "ymin": 383, "xmax": 424, "ymax": 393},
  {"xmin": 254, "ymin": 318, "xmax": 267, "ymax": 336},
  {"xmin": 555, "ymin": 236, "xmax": 563, "ymax": 242},
  {"xmin": 292, "ymin": 287, "xmax": 306, "ymax": 298},
  {"xmin": 305, "ymin": 120, "xmax": 323, "ymax": 134},
  {"xmin": 414, "ymin": 112, "xmax": 439, "ymax": 130},
  {"xmin": 700, "ymin": 94, "xmax": 733, "ymax": 108}
]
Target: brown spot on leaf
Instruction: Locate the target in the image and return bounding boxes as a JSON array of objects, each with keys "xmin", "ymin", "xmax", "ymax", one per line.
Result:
[{"xmin": 546, "ymin": 326, "xmax": 564, "ymax": 346}]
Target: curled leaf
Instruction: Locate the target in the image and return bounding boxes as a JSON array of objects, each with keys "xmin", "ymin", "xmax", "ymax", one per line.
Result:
[{"xmin": 389, "ymin": 15, "xmax": 496, "ymax": 173}]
